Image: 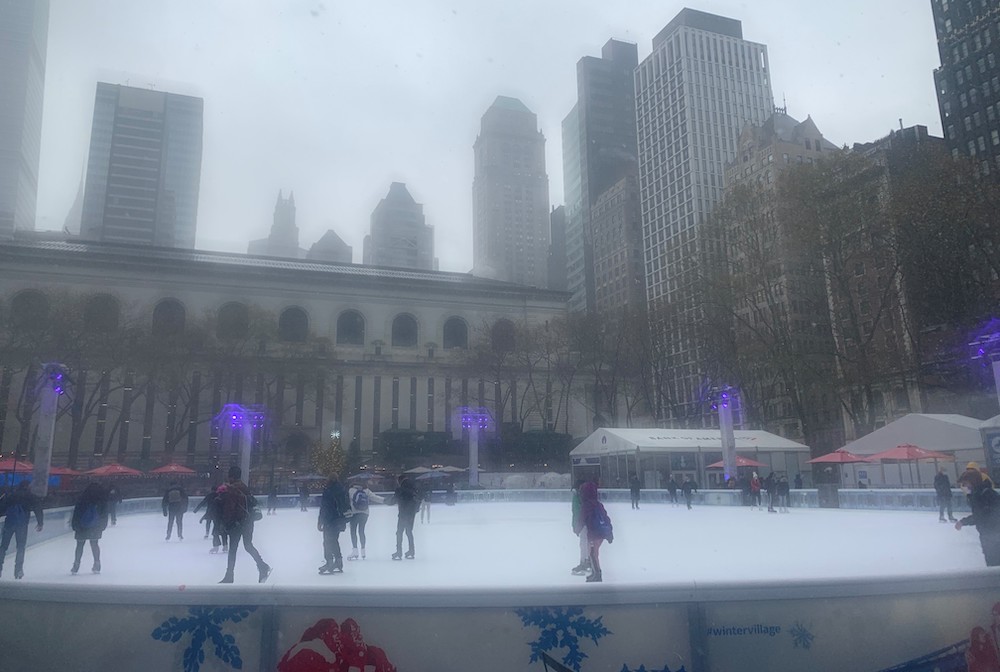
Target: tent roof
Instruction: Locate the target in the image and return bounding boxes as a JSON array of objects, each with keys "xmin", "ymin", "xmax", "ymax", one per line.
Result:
[
  {"xmin": 570, "ymin": 428, "xmax": 809, "ymax": 458},
  {"xmin": 842, "ymin": 413, "xmax": 993, "ymax": 455}
]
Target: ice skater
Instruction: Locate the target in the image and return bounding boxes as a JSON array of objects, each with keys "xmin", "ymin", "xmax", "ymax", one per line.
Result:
[
  {"xmin": 317, "ymin": 474, "xmax": 350, "ymax": 574},
  {"xmin": 194, "ymin": 485, "xmax": 227, "ymax": 553},
  {"xmin": 629, "ymin": 474, "xmax": 641, "ymax": 510},
  {"xmin": 570, "ymin": 480, "xmax": 590, "ymax": 575},
  {"xmin": 776, "ymin": 474, "xmax": 790, "ymax": 513},
  {"xmin": 392, "ymin": 475, "xmax": 419, "ymax": 560},
  {"xmin": 419, "ymin": 484, "xmax": 431, "ymax": 524},
  {"xmin": 162, "ymin": 480, "xmax": 188, "ymax": 541},
  {"xmin": 71, "ymin": 482, "xmax": 108, "ymax": 575},
  {"xmin": 580, "ymin": 481, "xmax": 613, "ymax": 583},
  {"xmin": 218, "ymin": 466, "xmax": 270, "ymax": 584},
  {"xmin": 935, "ymin": 468, "xmax": 957, "ymax": 523},
  {"xmin": 267, "ymin": 486, "xmax": 279, "ymax": 515},
  {"xmin": 681, "ymin": 475, "xmax": 698, "ymax": 510},
  {"xmin": 0, "ymin": 481, "xmax": 43, "ymax": 579},
  {"xmin": 107, "ymin": 483, "xmax": 122, "ymax": 526},
  {"xmin": 750, "ymin": 472, "xmax": 762, "ymax": 510},
  {"xmin": 299, "ymin": 484, "xmax": 310, "ymax": 511},
  {"xmin": 954, "ymin": 469, "xmax": 1000, "ymax": 567},
  {"xmin": 666, "ymin": 476, "xmax": 679, "ymax": 507},
  {"xmin": 346, "ymin": 478, "xmax": 384, "ymax": 560}
]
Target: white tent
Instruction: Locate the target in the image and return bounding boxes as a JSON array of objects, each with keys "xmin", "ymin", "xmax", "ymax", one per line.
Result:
[
  {"xmin": 570, "ymin": 428, "xmax": 810, "ymax": 488},
  {"xmin": 840, "ymin": 413, "xmax": 994, "ymax": 486}
]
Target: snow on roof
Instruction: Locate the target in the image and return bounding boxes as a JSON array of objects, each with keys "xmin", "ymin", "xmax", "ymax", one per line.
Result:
[
  {"xmin": 842, "ymin": 413, "xmax": 990, "ymax": 455},
  {"xmin": 570, "ymin": 427, "xmax": 809, "ymax": 458}
]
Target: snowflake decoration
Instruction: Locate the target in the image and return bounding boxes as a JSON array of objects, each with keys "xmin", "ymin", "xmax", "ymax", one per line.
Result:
[
  {"xmin": 789, "ymin": 621, "xmax": 815, "ymax": 650},
  {"xmin": 152, "ymin": 605, "xmax": 257, "ymax": 672},
  {"xmin": 516, "ymin": 606, "xmax": 612, "ymax": 672}
]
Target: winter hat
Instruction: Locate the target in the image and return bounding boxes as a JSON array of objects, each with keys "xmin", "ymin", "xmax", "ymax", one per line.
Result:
[{"xmin": 966, "ymin": 462, "xmax": 980, "ymax": 471}]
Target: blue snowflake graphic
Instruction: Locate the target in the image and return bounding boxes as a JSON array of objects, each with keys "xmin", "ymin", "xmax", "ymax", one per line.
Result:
[
  {"xmin": 151, "ymin": 605, "xmax": 257, "ymax": 672},
  {"xmin": 789, "ymin": 621, "xmax": 815, "ymax": 650},
  {"xmin": 516, "ymin": 606, "xmax": 612, "ymax": 672}
]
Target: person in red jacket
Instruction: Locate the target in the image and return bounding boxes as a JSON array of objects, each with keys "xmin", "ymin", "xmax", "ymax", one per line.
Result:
[{"xmin": 580, "ymin": 481, "xmax": 613, "ymax": 583}]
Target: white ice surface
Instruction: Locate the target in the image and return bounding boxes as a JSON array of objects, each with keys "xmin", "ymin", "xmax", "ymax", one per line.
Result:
[{"xmin": 10, "ymin": 502, "xmax": 990, "ymax": 587}]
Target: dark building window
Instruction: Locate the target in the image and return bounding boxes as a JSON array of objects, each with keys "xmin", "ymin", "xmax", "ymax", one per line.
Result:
[
  {"xmin": 391, "ymin": 314, "xmax": 418, "ymax": 347},
  {"xmin": 84, "ymin": 295, "xmax": 120, "ymax": 332},
  {"xmin": 443, "ymin": 317, "xmax": 469, "ymax": 349},
  {"xmin": 217, "ymin": 302, "xmax": 249, "ymax": 340},
  {"xmin": 336, "ymin": 310, "xmax": 365, "ymax": 345},
  {"xmin": 9, "ymin": 290, "xmax": 49, "ymax": 331},
  {"xmin": 491, "ymin": 319, "xmax": 516, "ymax": 353},
  {"xmin": 278, "ymin": 306, "xmax": 309, "ymax": 342},
  {"xmin": 152, "ymin": 299, "xmax": 185, "ymax": 336}
]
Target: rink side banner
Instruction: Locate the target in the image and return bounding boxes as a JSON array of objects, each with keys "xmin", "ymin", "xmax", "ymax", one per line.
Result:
[{"xmin": 0, "ymin": 589, "xmax": 998, "ymax": 671}]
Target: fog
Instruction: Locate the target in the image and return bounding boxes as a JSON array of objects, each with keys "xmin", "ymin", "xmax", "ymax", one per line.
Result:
[{"xmin": 36, "ymin": 1, "xmax": 940, "ymax": 270}]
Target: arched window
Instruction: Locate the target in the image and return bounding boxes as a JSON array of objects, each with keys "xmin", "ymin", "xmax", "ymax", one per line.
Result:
[
  {"xmin": 217, "ymin": 302, "xmax": 249, "ymax": 340},
  {"xmin": 391, "ymin": 314, "xmax": 418, "ymax": 347},
  {"xmin": 84, "ymin": 295, "xmax": 120, "ymax": 332},
  {"xmin": 279, "ymin": 307, "xmax": 309, "ymax": 342},
  {"xmin": 9, "ymin": 290, "xmax": 49, "ymax": 331},
  {"xmin": 443, "ymin": 317, "xmax": 468, "ymax": 349},
  {"xmin": 491, "ymin": 318, "xmax": 516, "ymax": 353},
  {"xmin": 336, "ymin": 310, "xmax": 365, "ymax": 345},
  {"xmin": 152, "ymin": 299, "xmax": 185, "ymax": 336}
]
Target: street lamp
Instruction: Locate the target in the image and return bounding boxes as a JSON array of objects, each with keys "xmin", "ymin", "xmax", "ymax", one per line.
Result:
[
  {"xmin": 31, "ymin": 363, "xmax": 68, "ymax": 497},
  {"xmin": 710, "ymin": 385, "xmax": 738, "ymax": 484},
  {"xmin": 460, "ymin": 407, "xmax": 490, "ymax": 487}
]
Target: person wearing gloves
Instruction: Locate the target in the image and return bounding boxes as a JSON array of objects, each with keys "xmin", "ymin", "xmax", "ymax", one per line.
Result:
[
  {"xmin": 955, "ymin": 468, "xmax": 1000, "ymax": 567},
  {"xmin": 346, "ymin": 479, "xmax": 384, "ymax": 560}
]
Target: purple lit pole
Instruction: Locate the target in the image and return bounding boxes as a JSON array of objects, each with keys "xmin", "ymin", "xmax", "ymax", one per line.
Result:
[
  {"xmin": 218, "ymin": 405, "xmax": 266, "ymax": 482},
  {"xmin": 32, "ymin": 364, "xmax": 67, "ymax": 498},
  {"xmin": 461, "ymin": 407, "xmax": 490, "ymax": 487},
  {"xmin": 971, "ymin": 333, "xmax": 1000, "ymax": 410},
  {"xmin": 711, "ymin": 387, "xmax": 737, "ymax": 484}
]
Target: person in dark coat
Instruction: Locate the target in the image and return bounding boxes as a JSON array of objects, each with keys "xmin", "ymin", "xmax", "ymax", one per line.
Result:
[
  {"xmin": 681, "ymin": 475, "xmax": 698, "ymax": 510},
  {"xmin": 764, "ymin": 472, "xmax": 777, "ymax": 513},
  {"xmin": 628, "ymin": 474, "xmax": 641, "ymax": 510},
  {"xmin": 934, "ymin": 468, "xmax": 957, "ymax": 523},
  {"xmin": 392, "ymin": 475, "xmax": 419, "ymax": 560},
  {"xmin": 299, "ymin": 484, "xmax": 310, "ymax": 511},
  {"xmin": 317, "ymin": 475, "xmax": 350, "ymax": 574},
  {"xmin": 955, "ymin": 469, "xmax": 1000, "ymax": 567},
  {"xmin": 162, "ymin": 480, "xmax": 188, "ymax": 541},
  {"xmin": 193, "ymin": 485, "xmax": 227, "ymax": 553},
  {"xmin": 71, "ymin": 482, "xmax": 109, "ymax": 575},
  {"xmin": 666, "ymin": 476, "xmax": 679, "ymax": 507},
  {"xmin": 267, "ymin": 486, "xmax": 279, "ymax": 515},
  {"xmin": 794, "ymin": 473, "xmax": 803, "ymax": 490},
  {"xmin": 0, "ymin": 481, "xmax": 43, "ymax": 579},
  {"xmin": 218, "ymin": 466, "xmax": 270, "ymax": 584},
  {"xmin": 106, "ymin": 483, "xmax": 122, "ymax": 526},
  {"xmin": 580, "ymin": 481, "xmax": 613, "ymax": 582},
  {"xmin": 776, "ymin": 474, "xmax": 790, "ymax": 513}
]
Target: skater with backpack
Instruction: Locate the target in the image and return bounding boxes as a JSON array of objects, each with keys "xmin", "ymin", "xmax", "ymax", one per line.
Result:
[
  {"xmin": 0, "ymin": 481, "xmax": 43, "ymax": 579},
  {"xmin": 580, "ymin": 481, "xmax": 613, "ymax": 583},
  {"xmin": 570, "ymin": 480, "xmax": 590, "ymax": 576},
  {"xmin": 346, "ymin": 478, "xmax": 384, "ymax": 561},
  {"xmin": 162, "ymin": 480, "xmax": 188, "ymax": 540},
  {"xmin": 317, "ymin": 474, "xmax": 351, "ymax": 574},
  {"xmin": 71, "ymin": 483, "xmax": 109, "ymax": 575},
  {"xmin": 218, "ymin": 466, "xmax": 270, "ymax": 584}
]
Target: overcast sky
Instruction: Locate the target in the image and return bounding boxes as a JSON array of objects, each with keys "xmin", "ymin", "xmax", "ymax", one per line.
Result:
[{"xmin": 36, "ymin": 1, "xmax": 942, "ymax": 271}]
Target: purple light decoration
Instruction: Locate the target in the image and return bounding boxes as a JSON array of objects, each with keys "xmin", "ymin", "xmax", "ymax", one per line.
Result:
[
  {"xmin": 45, "ymin": 364, "xmax": 68, "ymax": 396},
  {"xmin": 459, "ymin": 407, "xmax": 490, "ymax": 431}
]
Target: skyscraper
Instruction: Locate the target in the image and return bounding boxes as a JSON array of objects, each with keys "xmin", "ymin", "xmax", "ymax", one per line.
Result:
[
  {"xmin": 562, "ymin": 39, "xmax": 639, "ymax": 313},
  {"xmin": 80, "ymin": 83, "xmax": 203, "ymax": 249},
  {"xmin": 473, "ymin": 96, "xmax": 550, "ymax": 287},
  {"xmin": 931, "ymin": 0, "xmax": 1000, "ymax": 174},
  {"xmin": 362, "ymin": 182, "xmax": 435, "ymax": 270},
  {"xmin": 248, "ymin": 190, "xmax": 303, "ymax": 258},
  {"xmin": 0, "ymin": 0, "xmax": 49, "ymax": 238},
  {"xmin": 636, "ymin": 9, "xmax": 773, "ymax": 422}
]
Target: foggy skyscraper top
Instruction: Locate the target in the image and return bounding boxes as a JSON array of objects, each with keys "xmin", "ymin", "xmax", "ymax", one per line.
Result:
[
  {"xmin": 80, "ymin": 82, "xmax": 204, "ymax": 249},
  {"xmin": 0, "ymin": 0, "xmax": 49, "ymax": 238}
]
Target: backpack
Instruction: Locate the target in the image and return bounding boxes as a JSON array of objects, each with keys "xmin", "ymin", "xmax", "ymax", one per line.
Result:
[
  {"xmin": 352, "ymin": 488, "xmax": 369, "ymax": 511},
  {"xmin": 79, "ymin": 503, "xmax": 99, "ymax": 529}
]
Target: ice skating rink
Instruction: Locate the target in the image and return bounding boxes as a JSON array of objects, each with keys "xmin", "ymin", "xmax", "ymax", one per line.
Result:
[{"xmin": 13, "ymin": 501, "xmax": 991, "ymax": 587}]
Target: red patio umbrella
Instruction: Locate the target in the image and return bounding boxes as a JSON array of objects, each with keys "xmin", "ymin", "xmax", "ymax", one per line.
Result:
[
  {"xmin": 866, "ymin": 444, "xmax": 955, "ymax": 486},
  {"xmin": 807, "ymin": 448, "xmax": 875, "ymax": 487},
  {"xmin": 84, "ymin": 463, "xmax": 144, "ymax": 477},
  {"xmin": 149, "ymin": 463, "xmax": 197, "ymax": 476},
  {"xmin": 48, "ymin": 466, "xmax": 82, "ymax": 476},
  {"xmin": 706, "ymin": 455, "xmax": 767, "ymax": 469},
  {"xmin": 0, "ymin": 457, "xmax": 33, "ymax": 472}
]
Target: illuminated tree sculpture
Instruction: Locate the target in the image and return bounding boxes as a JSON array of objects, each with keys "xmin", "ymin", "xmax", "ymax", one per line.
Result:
[{"xmin": 312, "ymin": 430, "xmax": 344, "ymax": 478}]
